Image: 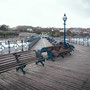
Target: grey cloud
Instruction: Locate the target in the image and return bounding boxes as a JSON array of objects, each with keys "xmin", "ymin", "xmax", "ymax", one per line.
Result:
[
  {"xmin": 64, "ymin": 0, "xmax": 90, "ymax": 18},
  {"xmin": 82, "ymin": 0, "xmax": 90, "ymax": 3},
  {"xmin": 81, "ymin": 0, "xmax": 90, "ymax": 17}
]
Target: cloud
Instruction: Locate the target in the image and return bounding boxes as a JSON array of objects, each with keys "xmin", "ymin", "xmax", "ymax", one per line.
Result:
[
  {"xmin": 62, "ymin": 0, "xmax": 90, "ymax": 18},
  {"xmin": 0, "ymin": 0, "xmax": 90, "ymax": 28}
]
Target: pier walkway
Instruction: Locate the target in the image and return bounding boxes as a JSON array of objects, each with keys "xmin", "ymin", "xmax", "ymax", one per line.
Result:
[{"xmin": 0, "ymin": 38, "xmax": 90, "ymax": 90}]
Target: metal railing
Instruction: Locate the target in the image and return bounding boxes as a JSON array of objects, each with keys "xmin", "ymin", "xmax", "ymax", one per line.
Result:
[
  {"xmin": 67, "ymin": 37, "xmax": 90, "ymax": 46},
  {"xmin": 54, "ymin": 36, "xmax": 90, "ymax": 46},
  {"xmin": 0, "ymin": 36, "xmax": 40, "ymax": 54}
]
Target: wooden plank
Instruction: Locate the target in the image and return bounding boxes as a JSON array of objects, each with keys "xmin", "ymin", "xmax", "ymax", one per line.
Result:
[
  {"xmin": 0, "ymin": 72, "xmax": 39, "ymax": 90},
  {"xmin": 0, "ymin": 56, "xmax": 36, "ymax": 68},
  {"xmin": 0, "ymin": 53, "xmax": 35, "ymax": 64},
  {"xmin": 6, "ymin": 72, "xmax": 57, "ymax": 90},
  {"xmin": 0, "ymin": 50, "xmax": 34, "ymax": 59},
  {"xmin": 0, "ymin": 72, "xmax": 34, "ymax": 90},
  {"xmin": 0, "ymin": 57, "xmax": 36, "ymax": 73},
  {"xmin": 27, "ymin": 67, "xmax": 81, "ymax": 89}
]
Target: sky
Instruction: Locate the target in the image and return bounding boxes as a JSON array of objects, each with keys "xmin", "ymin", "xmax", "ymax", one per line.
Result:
[{"xmin": 0, "ymin": 0, "xmax": 90, "ymax": 28}]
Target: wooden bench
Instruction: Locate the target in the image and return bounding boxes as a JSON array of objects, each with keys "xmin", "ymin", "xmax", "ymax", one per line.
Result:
[
  {"xmin": 42, "ymin": 45, "xmax": 72, "ymax": 59},
  {"xmin": 51, "ymin": 45, "xmax": 71, "ymax": 58},
  {"xmin": 0, "ymin": 50, "xmax": 38, "ymax": 74}
]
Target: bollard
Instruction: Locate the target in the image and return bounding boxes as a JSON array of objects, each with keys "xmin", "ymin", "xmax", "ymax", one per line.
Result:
[{"xmin": 8, "ymin": 41, "xmax": 10, "ymax": 54}]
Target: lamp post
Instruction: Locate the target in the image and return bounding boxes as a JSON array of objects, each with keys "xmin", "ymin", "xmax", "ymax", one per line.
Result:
[{"xmin": 63, "ymin": 13, "xmax": 67, "ymax": 45}]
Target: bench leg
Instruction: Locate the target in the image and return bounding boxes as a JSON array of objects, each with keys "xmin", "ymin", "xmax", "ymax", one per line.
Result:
[
  {"xmin": 69, "ymin": 52, "xmax": 71, "ymax": 55},
  {"xmin": 46, "ymin": 57, "xmax": 55, "ymax": 62},
  {"xmin": 50, "ymin": 57, "xmax": 54, "ymax": 62},
  {"xmin": 16, "ymin": 67, "xmax": 19, "ymax": 72},
  {"xmin": 60, "ymin": 54, "xmax": 64, "ymax": 58},
  {"xmin": 65, "ymin": 51, "xmax": 71, "ymax": 55},
  {"xmin": 16, "ymin": 65, "xmax": 26, "ymax": 74},
  {"xmin": 40, "ymin": 61, "xmax": 44, "ymax": 66},
  {"xmin": 64, "ymin": 52, "xmax": 67, "ymax": 55},
  {"xmin": 21, "ymin": 68, "xmax": 25, "ymax": 74},
  {"xmin": 36, "ymin": 59, "xmax": 45, "ymax": 66},
  {"xmin": 46, "ymin": 55, "xmax": 55, "ymax": 62}
]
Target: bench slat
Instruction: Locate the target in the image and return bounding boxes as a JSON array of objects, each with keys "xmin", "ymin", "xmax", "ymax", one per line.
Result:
[
  {"xmin": 0, "ymin": 55, "xmax": 36, "ymax": 66},
  {"xmin": 0, "ymin": 57, "xmax": 36, "ymax": 73}
]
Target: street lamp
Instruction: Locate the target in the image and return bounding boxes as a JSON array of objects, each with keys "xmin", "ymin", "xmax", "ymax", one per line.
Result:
[{"xmin": 63, "ymin": 13, "xmax": 67, "ymax": 45}]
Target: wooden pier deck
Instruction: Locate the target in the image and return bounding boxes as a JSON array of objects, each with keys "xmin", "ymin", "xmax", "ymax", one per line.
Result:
[{"xmin": 0, "ymin": 38, "xmax": 90, "ymax": 90}]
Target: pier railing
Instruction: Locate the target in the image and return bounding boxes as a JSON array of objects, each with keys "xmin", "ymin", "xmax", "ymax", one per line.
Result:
[
  {"xmin": 54, "ymin": 36, "xmax": 90, "ymax": 46},
  {"xmin": 0, "ymin": 36, "xmax": 40, "ymax": 54},
  {"xmin": 67, "ymin": 37, "xmax": 90, "ymax": 46}
]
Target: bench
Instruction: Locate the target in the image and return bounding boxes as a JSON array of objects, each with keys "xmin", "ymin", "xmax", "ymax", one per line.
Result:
[
  {"xmin": 51, "ymin": 45, "xmax": 71, "ymax": 58},
  {"xmin": 41, "ymin": 45, "xmax": 73, "ymax": 59},
  {"xmin": 0, "ymin": 50, "xmax": 41, "ymax": 74}
]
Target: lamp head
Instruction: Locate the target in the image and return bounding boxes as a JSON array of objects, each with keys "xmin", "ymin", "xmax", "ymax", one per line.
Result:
[{"xmin": 63, "ymin": 13, "xmax": 67, "ymax": 21}]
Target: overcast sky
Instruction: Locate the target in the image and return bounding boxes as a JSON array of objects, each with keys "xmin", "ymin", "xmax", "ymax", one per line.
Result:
[{"xmin": 0, "ymin": 0, "xmax": 90, "ymax": 28}]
